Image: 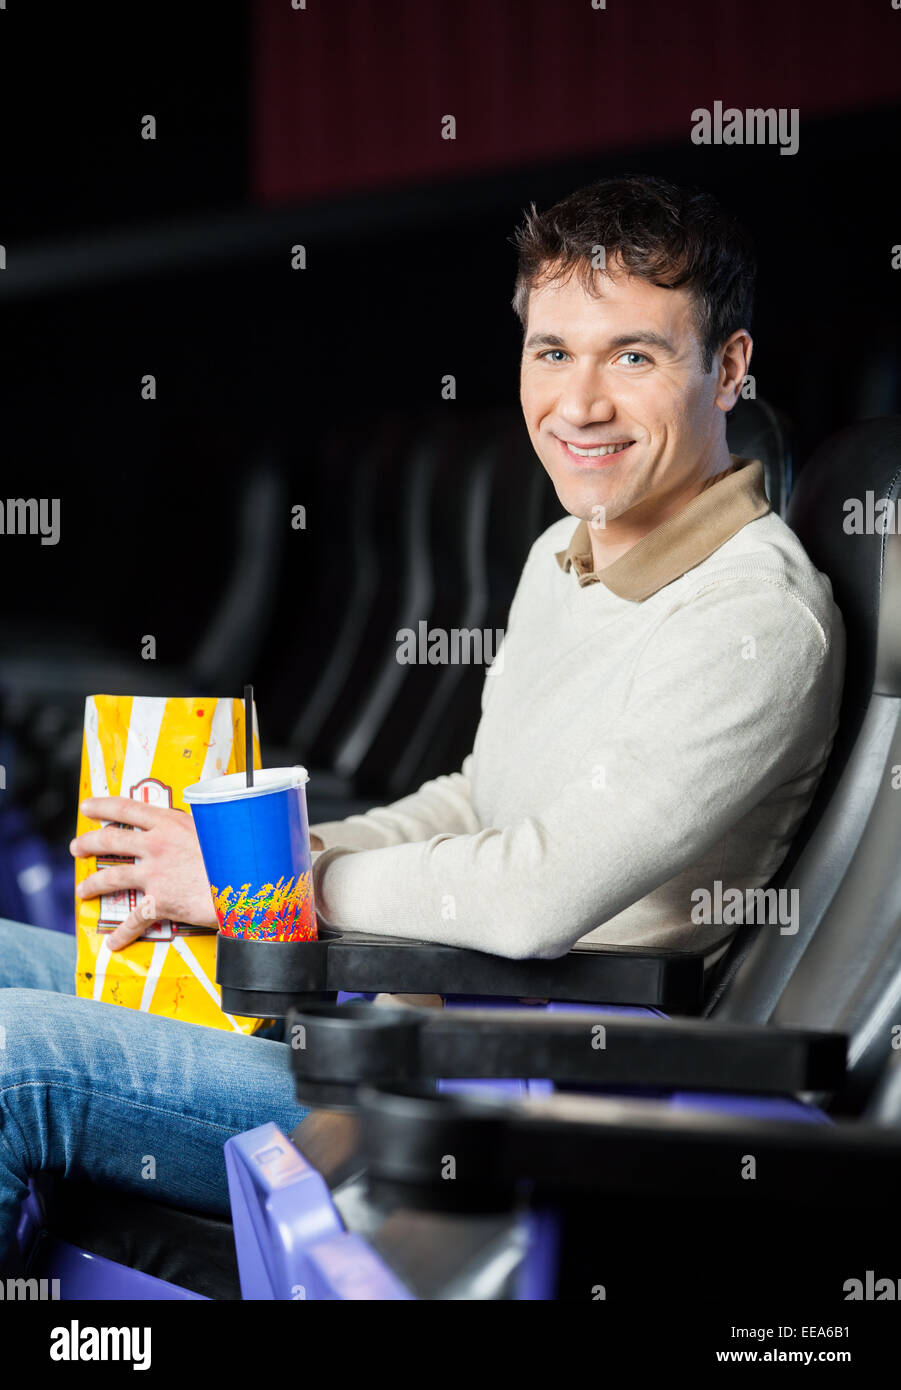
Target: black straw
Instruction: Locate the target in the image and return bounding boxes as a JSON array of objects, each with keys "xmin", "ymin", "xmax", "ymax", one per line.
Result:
[{"xmin": 244, "ymin": 684, "xmax": 254, "ymax": 787}]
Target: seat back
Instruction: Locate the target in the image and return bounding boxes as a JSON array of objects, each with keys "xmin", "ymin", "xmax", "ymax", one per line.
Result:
[
  {"xmin": 725, "ymin": 395, "xmax": 793, "ymax": 516},
  {"xmin": 331, "ymin": 413, "xmax": 483, "ymax": 789},
  {"xmin": 287, "ymin": 412, "xmax": 415, "ymax": 764},
  {"xmin": 712, "ymin": 417, "xmax": 901, "ymax": 1025},
  {"xmin": 865, "ymin": 1048, "xmax": 901, "ymax": 1126},
  {"xmin": 389, "ymin": 411, "xmax": 561, "ymax": 792}
]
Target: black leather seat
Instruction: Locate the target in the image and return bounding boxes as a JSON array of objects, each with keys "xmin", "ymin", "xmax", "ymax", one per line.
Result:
[
  {"xmin": 709, "ymin": 416, "xmax": 901, "ymax": 1026},
  {"xmin": 27, "ymin": 1174, "xmax": 241, "ymax": 1300},
  {"xmin": 726, "ymin": 394, "xmax": 793, "ymax": 516}
]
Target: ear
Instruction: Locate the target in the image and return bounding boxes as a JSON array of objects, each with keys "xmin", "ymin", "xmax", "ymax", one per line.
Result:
[{"xmin": 714, "ymin": 330, "xmax": 753, "ymax": 413}]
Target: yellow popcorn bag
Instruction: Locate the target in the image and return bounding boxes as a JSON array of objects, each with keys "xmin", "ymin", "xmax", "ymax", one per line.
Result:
[{"xmin": 74, "ymin": 694, "xmax": 264, "ymax": 1033}]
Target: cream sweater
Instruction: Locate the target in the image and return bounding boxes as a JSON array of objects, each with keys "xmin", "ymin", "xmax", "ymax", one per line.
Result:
[{"xmin": 310, "ymin": 461, "xmax": 844, "ymax": 959}]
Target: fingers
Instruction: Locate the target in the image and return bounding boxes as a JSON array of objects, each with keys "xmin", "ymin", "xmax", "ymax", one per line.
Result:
[
  {"xmin": 70, "ymin": 825, "xmax": 146, "ymax": 861},
  {"xmin": 79, "ymin": 796, "xmax": 171, "ymax": 830},
  {"xmin": 75, "ymin": 864, "xmax": 142, "ymax": 900},
  {"xmin": 108, "ymin": 896, "xmax": 158, "ymax": 951}
]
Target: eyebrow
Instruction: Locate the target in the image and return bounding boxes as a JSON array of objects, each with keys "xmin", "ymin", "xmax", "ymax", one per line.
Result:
[{"xmin": 523, "ymin": 330, "xmax": 677, "ymax": 354}]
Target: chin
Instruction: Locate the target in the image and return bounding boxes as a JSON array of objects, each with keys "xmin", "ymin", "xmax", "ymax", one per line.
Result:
[{"xmin": 553, "ymin": 480, "xmax": 612, "ymax": 521}]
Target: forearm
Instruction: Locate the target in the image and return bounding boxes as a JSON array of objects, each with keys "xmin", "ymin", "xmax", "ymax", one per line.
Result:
[{"xmin": 310, "ymin": 756, "xmax": 479, "ymax": 851}]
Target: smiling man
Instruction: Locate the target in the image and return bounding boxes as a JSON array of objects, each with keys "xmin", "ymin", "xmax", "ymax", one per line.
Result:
[
  {"xmin": 305, "ymin": 174, "xmax": 845, "ymax": 957},
  {"xmin": 0, "ymin": 176, "xmax": 845, "ymax": 1267}
]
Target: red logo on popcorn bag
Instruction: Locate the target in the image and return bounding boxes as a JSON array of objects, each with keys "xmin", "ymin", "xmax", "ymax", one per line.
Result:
[{"xmin": 97, "ymin": 777, "xmax": 182, "ymax": 940}]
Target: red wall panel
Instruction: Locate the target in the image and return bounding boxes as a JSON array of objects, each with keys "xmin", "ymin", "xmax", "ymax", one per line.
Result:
[{"xmin": 252, "ymin": 0, "xmax": 901, "ymax": 204}]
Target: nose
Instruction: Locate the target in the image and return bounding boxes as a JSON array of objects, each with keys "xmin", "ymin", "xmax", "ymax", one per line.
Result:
[{"xmin": 554, "ymin": 366, "xmax": 616, "ymax": 430}]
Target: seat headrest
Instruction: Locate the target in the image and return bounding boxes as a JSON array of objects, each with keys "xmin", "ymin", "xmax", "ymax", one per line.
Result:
[
  {"xmin": 725, "ymin": 396, "xmax": 792, "ymax": 515},
  {"xmin": 787, "ymin": 416, "xmax": 901, "ymax": 702}
]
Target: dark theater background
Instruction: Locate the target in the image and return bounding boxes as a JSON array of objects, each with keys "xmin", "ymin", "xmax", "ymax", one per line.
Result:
[{"xmin": 0, "ymin": 0, "xmax": 899, "ymax": 933}]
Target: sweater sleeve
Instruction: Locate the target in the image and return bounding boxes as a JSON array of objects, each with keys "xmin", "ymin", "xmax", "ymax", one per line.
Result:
[
  {"xmin": 311, "ymin": 580, "xmax": 839, "ymax": 958},
  {"xmin": 310, "ymin": 753, "xmax": 481, "ymax": 851}
]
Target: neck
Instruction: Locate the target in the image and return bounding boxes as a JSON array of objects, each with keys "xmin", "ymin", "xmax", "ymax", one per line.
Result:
[{"xmin": 588, "ymin": 446, "xmax": 734, "ymax": 573}]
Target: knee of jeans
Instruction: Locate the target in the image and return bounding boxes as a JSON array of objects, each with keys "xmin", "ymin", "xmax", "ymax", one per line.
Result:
[
  {"xmin": 0, "ymin": 989, "xmax": 64, "ymax": 1083},
  {"xmin": 0, "ymin": 988, "xmax": 33, "ymax": 1043}
]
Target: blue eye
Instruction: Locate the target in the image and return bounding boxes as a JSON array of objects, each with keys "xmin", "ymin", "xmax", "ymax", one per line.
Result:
[
  {"xmin": 538, "ymin": 350, "xmax": 569, "ymax": 363},
  {"xmin": 617, "ymin": 351, "xmax": 648, "ymax": 366}
]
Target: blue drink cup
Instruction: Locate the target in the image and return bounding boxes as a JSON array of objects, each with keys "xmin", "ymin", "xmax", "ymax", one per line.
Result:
[{"xmin": 183, "ymin": 767, "xmax": 317, "ymax": 943}]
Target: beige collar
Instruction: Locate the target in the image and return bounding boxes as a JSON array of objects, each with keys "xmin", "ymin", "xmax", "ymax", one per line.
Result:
[{"xmin": 554, "ymin": 455, "xmax": 771, "ymax": 601}]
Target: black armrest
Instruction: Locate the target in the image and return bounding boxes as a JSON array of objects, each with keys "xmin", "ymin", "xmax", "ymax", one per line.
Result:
[
  {"xmin": 217, "ymin": 926, "xmax": 716, "ymax": 1018},
  {"xmin": 288, "ymin": 1000, "xmax": 847, "ymax": 1107},
  {"xmin": 353, "ymin": 1085, "xmax": 901, "ymax": 1204}
]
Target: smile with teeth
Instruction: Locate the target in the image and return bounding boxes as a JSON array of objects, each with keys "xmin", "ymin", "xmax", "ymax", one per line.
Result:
[{"xmin": 562, "ymin": 439, "xmax": 633, "ymax": 458}]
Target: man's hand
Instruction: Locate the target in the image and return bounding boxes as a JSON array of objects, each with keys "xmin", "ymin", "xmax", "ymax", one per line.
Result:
[{"xmin": 70, "ymin": 797, "xmax": 217, "ymax": 950}]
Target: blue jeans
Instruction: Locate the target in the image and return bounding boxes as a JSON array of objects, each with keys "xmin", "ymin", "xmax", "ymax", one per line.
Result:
[{"xmin": 0, "ymin": 918, "xmax": 310, "ymax": 1259}]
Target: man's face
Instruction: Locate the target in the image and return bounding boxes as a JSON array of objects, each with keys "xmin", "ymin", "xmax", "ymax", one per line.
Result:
[{"xmin": 519, "ymin": 257, "xmax": 732, "ymax": 535}]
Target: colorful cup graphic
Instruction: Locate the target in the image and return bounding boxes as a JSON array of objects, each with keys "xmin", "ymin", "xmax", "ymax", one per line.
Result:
[{"xmin": 183, "ymin": 767, "xmax": 317, "ymax": 942}]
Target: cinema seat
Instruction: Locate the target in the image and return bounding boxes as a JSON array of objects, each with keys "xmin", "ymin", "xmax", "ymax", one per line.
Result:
[
  {"xmin": 726, "ymin": 393, "xmax": 793, "ymax": 516},
  {"xmin": 314, "ymin": 1071, "xmax": 901, "ymax": 1300}
]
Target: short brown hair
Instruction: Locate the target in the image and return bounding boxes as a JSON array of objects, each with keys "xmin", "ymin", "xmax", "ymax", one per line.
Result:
[{"xmin": 510, "ymin": 174, "xmax": 756, "ymax": 373}]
